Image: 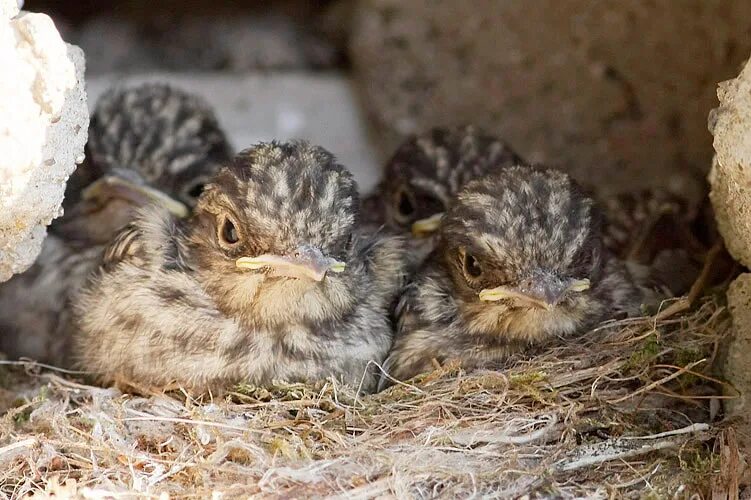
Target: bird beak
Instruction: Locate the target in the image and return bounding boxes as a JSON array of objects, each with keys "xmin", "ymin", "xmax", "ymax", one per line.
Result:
[
  {"xmin": 81, "ymin": 175, "xmax": 189, "ymax": 218},
  {"xmin": 236, "ymin": 245, "xmax": 346, "ymax": 282},
  {"xmin": 411, "ymin": 212, "xmax": 444, "ymax": 238},
  {"xmin": 479, "ymin": 276, "xmax": 590, "ymax": 309}
]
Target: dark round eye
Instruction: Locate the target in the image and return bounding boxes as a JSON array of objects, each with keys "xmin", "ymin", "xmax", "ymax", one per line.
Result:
[
  {"xmin": 463, "ymin": 253, "xmax": 482, "ymax": 278},
  {"xmin": 397, "ymin": 190, "xmax": 415, "ymax": 217},
  {"xmin": 220, "ymin": 217, "xmax": 240, "ymax": 245},
  {"xmin": 187, "ymin": 182, "xmax": 205, "ymax": 199}
]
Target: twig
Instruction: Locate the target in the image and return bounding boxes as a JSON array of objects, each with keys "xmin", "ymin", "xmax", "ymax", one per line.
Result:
[
  {"xmin": 612, "ymin": 463, "xmax": 661, "ymax": 490},
  {"xmin": 654, "ymin": 241, "xmax": 724, "ymax": 321},
  {"xmin": 608, "ymin": 360, "xmax": 705, "ymax": 404},
  {"xmin": 0, "ymin": 359, "xmax": 87, "ymax": 375},
  {"xmin": 553, "ymin": 423, "xmax": 709, "ymax": 472},
  {"xmin": 430, "ymin": 358, "xmax": 443, "ymax": 371},
  {"xmin": 450, "ymin": 414, "xmax": 559, "ymax": 446},
  {"xmin": 621, "ymin": 423, "xmax": 709, "ymax": 440},
  {"xmin": 121, "ymin": 415, "xmax": 266, "ymax": 434},
  {"xmin": 0, "ymin": 438, "xmax": 36, "ymax": 457}
]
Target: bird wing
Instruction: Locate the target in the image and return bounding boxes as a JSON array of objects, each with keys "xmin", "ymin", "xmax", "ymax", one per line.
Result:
[
  {"xmin": 354, "ymin": 231, "xmax": 409, "ymax": 305},
  {"xmin": 102, "ymin": 223, "xmax": 145, "ymax": 270},
  {"xmin": 377, "ymin": 278, "xmax": 443, "ymax": 391}
]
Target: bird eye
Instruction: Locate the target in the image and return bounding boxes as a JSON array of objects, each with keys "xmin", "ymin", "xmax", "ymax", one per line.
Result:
[
  {"xmin": 393, "ymin": 188, "xmax": 416, "ymax": 223},
  {"xmin": 463, "ymin": 252, "xmax": 483, "ymax": 278},
  {"xmin": 187, "ymin": 182, "xmax": 206, "ymax": 199},
  {"xmin": 219, "ymin": 217, "xmax": 240, "ymax": 245}
]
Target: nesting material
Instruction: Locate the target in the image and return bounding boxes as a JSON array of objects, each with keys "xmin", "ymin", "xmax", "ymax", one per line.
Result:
[
  {"xmin": 0, "ymin": 297, "xmax": 738, "ymax": 497},
  {"xmin": 0, "ymin": 8, "xmax": 88, "ymax": 282}
]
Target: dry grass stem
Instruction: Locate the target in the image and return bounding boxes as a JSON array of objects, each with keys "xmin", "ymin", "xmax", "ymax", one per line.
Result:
[{"xmin": 0, "ymin": 295, "xmax": 738, "ymax": 498}]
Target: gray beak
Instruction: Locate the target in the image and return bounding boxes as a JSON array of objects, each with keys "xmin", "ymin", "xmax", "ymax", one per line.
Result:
[{"xmin": 515, "ymin": 274, "xmax": 569, "ymax": 308}]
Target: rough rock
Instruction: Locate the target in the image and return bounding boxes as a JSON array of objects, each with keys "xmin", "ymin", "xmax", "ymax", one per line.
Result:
[
  {"xmin": 723, "ymin": 274, "xmax": 751, "ymax": 452},
  {"xmin": 0, "ymin": 0, "xmax": 18, "ymax": 19},
  {"xmin": 350, "ymin": 0, "xmax": 751, "ymax": 199},
  {"xmin": 0, "ymin": 9, "xmax": 88, "ymax": 282},
  {"xmin": 709, "ymin": 57, "xmax": 751, "ymax": 269},
  {"xmin": 710, "ymin": 55, "xmax": 751, "ymax": 453}
]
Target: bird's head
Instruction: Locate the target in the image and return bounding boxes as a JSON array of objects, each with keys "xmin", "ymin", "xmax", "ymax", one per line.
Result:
[
  {"xmin": 82, "ymin": 83, "xmax": 232, "ymax": 211},
  {"xmin": 380, "ymin": 126, "xmax": 522, "ymax": 237},
  {"xmin": 188, "ymin": 141, "xmax": 359, "ymax": 320},
  {"xmin": 437, "ymin": 166, "xmax": 606, "ymax": 342}
]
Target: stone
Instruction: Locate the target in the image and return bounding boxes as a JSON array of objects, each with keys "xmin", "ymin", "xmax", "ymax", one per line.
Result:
[
  {"xmin": 711, "ymin": 55, "xmax": 751, "ymax": 453},
  {"xmin": 709, "ymin": 56, "xmax": 751, "ymax": 269},
  {"xmin": 723, "ymin": 274, "xmax": 751, "ymax": 452},
  {"xmin": 0, "ymin": 10, "xmax": 88, "ymax": 282},
  {"xmin": 86, "ymin": 73, "xmax": 380, "ymax": 193},
  {"xmin": 350, "ymin": 0, "xmax": 751, "ymax": 200},
  {"xmin": 0, "ymin": 0, "xmax": 18, "ymax": 19}
]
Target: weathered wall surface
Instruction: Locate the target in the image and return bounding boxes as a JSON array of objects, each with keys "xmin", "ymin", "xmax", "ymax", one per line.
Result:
[
  {"xmin": 709, "ymin": 57, "xmax": 751, "ymax": 269},
  {"xmin": 350, "ymin": 0, "xmax": 751, "ymax": 199},
  {"xmin": 710, "ymin": 53, "xmax": 751, "ymax": 452},
  {"xmin": 0, "ymin": 2, "xmax": 88, "ymax": 281},
  {"xmin": 724, "ymin": 275, "xmax": 751, "ymax": 452}
]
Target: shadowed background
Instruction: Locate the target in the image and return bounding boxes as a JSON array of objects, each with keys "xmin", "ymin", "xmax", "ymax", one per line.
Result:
[{"xmin": 27, "ymin": 0, "xmax": 751, "ymax": 205}]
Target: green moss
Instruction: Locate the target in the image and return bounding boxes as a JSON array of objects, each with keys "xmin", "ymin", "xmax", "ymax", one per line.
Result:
[
  {"xmin": 625, "ymin": 333, "xmax": 661, "ymax": 372},
  {"xmin": 675, "ymin": 348, "xmax": 706, "ymax": 389},
  {"xmin": 509, "ymin": 371, "xmax": 548, "ymax": 385},
  {"xmin": 509, "ymin": 371, "xmax": 555, "ymax": 403},
  {"xmin": 679, "ymin": 447, "xmax": 718, "ymax": 478},
  {"xmin": 12, "ymin": 404, "xmax": 32, "ymax": 426}
]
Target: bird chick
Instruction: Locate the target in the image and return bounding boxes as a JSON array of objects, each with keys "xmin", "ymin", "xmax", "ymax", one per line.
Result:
[
  {"xmin": 54, "ymin": 82, "xmax": 233, "ymax": 245},
  {"xmin": 362, "ymin": 125, "xmax": 524, "ymax": 240},
  {"xmin": 0, "ymin": 83, "xmax": 229, "ymax": 365},
  {"xmin": 381, "ymin": 166, "xmax": 650, "ymax": 387},
  {"xmin": 0, "ymin": 172, "xmax": 184, "ymax": 366},
  {"xmin": 73, "ymin": 141, "xmax": 406, "ymax": 394}
]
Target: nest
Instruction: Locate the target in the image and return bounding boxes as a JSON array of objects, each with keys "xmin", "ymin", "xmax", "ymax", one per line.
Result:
[{"xmin": 0, "ymin": 294, "xmax": 744, "ymax": 498}]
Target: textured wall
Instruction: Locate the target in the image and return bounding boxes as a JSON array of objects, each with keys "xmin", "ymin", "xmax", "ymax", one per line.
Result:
[
  {"xmin": 350, "ymin": 0, "xmax": 751, "ymax": 199},
  {"xmin": 710, "ymin": 53, "xmax": 751, "ymax": 451},
  {"xmin": 0, "ymin": 4, "xmax": 88, "ymax": 281},
  {"xmin": 709, "ymin": 57, "xmax": 751, "ymax": 269}
]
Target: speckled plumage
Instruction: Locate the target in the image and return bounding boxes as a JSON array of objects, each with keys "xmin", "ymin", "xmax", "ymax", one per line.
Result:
[
  {"xmin": 54, "ymin": 83, "xmax": 233, "ymax": 245},
  {"xmin": 381, "ymin": 166, "xmax": 656, "ymax": 387},
  {"xmin": 73, "ymin": 142, "xmax": 406, "ymax": 393},
  {"xmin": 0, "ymin": 84, "xmax": 232, "ymax": 366},
  {"xmin": 362, "ymin": 125, "xmax": 525, "ymax": 230}
]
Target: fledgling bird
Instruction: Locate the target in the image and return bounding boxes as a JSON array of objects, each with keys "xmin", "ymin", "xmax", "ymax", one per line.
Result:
[
  {"xmin": 73, "ymin": 141, "xmax": 406, "ymax": 394},
  {"xmin": 54, "ymin": 82, "xmax": 233, "ymax": 245},
  {"xmin": 0, "ymin": 173, "xmax": 185, "ymax": 366},
  {"xmin": 381, "ymin": 166, "xmax": 661, "ymax": 387},
  {"xmin": 0, "ymin": 83, "xmax": 231, "ymax": 366},
  {"xmin": 362, "ymin": 125, "xmax": 525, "ymax": 240},
  {"xmin": 363, "ymin": 126, "xmax": 703, "ymax": 274}
]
